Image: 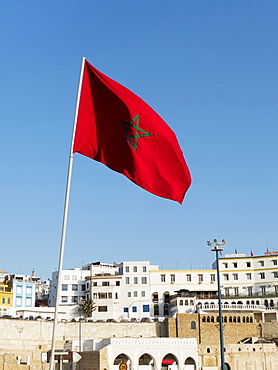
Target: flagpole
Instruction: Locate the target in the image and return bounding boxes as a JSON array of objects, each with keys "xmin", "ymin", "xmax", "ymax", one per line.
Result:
[{"xmin": 49, "ymin": 57, "xmax": 86, "ymax": 370}]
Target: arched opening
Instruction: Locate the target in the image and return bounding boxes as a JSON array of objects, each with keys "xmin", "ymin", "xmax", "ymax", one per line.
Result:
[
  {"xmin": 191, "ymin": 320, "xmax": 196, "ymax": 329},
  {"xmin": 237, "ymin": 301, "xmax": 243, "ymax": 305},
  {"xmin": 114, "ymin": 354, "xmax": 131, "ymax": 369},
  {"xmin": 237, "ymin": 317, "xmax": 241, "ymax": 323},
  {"xmin": 264, "ymin": 300, "xmax": 269, "ymax": 308},
  {"xmin": 184, "ymin": 300, "xmax": 188, "ymax": 305},
  {"xmin": 184, "ymin": 357, "xmax": 196, "ymax": 370},
  {"xmin": 251, "ymin": 300, "xmax": 255, "ymax": 305},
  {"xmin": 139, "ymin": 353, "xmax": 155, "ymax": 368},
  {"xmin": 161, "ymin": 354, "xmax": 178, "ymax": 370},
  {"xmin": 256, "ymin": 300, "xmax": 260, "ymax": 305},
  {"xmin": 179, "ymin": 300, "xmax": 183, "ymax": 306},
  {"xmin": 229, "ymin": 316, "xmax": 232, "ymax": 323},
  {"xmin": 211, "ymin": 316, "xmax": 214, "ymax": 323},
  {"xmin": 270, "ymin": 299, "xmax": 274, "ymax": 307},
  {"xmin": 224, "ymin": 363, "xmax": 231, "ymax": 370},
  {"xmin": 202, "ymin": 316, "xmax": 206, "ymax": 322}
]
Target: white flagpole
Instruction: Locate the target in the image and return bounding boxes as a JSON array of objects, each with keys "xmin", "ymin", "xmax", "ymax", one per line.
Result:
[{"xmin": 49, "ymin": 57, "xmax": 86, "ymax": 370}]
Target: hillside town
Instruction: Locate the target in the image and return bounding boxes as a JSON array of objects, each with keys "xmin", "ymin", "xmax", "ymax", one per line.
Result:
[{"xmin": 1, "ymin": 249, "xmax": 278, "ymax": 369}]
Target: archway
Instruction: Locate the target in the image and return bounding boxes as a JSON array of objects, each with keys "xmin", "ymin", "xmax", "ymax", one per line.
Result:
[
  {"xmin": 114, "ymin": 353, "xmax": 132, "ymax": 370},
  {"xmin": 184, "ymin": 357, "xmax": 196, "ymax": 370},
  {"xmin": 161, "ymin": 354, "xmax": 178, "ymax": 370},
  {"xmin": 139, "ymin": 353, "xmax": 155, "ymax": 370}
]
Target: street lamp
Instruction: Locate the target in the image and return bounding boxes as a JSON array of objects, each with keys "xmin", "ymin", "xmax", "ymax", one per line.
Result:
[{"xmin": 207, "ymin": 239, "xmax": 226, "ymax": 370}]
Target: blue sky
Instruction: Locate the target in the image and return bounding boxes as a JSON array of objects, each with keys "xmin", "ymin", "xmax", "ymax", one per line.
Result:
[{"xmin": 1, "ymin": 1, "xmax": 278, "ymax": 280}]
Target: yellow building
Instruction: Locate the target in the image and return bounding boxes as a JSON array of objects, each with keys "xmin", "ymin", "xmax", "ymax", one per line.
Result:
[{"xmin": 0, "ymin": 270, "xmax": 12, "ymax": 316}]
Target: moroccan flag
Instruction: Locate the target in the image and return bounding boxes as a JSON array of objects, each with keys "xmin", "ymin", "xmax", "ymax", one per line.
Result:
[{"xmin": 73, "ymin": 59, "xmax": 191, "ymax": 203}]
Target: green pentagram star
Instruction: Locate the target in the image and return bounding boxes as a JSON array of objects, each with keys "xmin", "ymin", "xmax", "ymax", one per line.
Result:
[{"xmin": 121, "ymin": 114, "xmax": 152, "ymax": 151}]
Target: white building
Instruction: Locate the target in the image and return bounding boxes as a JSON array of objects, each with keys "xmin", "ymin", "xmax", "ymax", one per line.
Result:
[
  {"xmin": 216, "ymin": 251, "xmax": 278, "ymax": 308},
  {"xmin": 48, "ymin": 252, "xmax": 278, "ymax": 321}
]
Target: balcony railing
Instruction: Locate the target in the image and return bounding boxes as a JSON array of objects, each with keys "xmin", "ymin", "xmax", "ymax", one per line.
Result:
[{"xmin": 201, "ymin": 303, "xmax": 271, "ymax": 312}]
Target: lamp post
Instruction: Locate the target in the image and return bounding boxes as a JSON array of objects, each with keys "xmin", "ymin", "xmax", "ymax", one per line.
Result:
[{"xmin": 207, "ymin": 239, "xmax": 226, "ymax": 370}]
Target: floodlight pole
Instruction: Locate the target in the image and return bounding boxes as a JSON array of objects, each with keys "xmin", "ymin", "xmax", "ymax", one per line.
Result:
[{"xmin": 207, "ymin": 239, "xmax": 226, "ymax": 370}]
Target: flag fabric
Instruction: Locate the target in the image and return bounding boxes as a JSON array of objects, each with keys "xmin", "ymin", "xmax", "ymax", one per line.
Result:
[
  {"xmin": 73, "ymin": 59, "xmax": 191, "ymax": 204},
  {"xmin": 250, "ymin": 251, "xmax": 254, "ymax": 257},
  {"xmin": 235, "ymin": 249, "xmax": 238, "ymax": 254}
]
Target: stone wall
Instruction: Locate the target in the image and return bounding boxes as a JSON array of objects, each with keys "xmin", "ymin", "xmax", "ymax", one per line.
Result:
[{"xmin": 167, "ymin": 313, "xmax": 261, "ymax": 344}]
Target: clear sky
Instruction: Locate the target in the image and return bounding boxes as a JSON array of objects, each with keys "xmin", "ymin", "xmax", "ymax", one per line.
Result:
[{"xmin": 1, "ymin": 1, "xmax": 278, "ymax": 280}]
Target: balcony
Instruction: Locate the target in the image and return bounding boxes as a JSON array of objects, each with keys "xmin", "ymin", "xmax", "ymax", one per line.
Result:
[{"xmin": 201, "ymin": 303, "xmax": 269, "ymax": 313}]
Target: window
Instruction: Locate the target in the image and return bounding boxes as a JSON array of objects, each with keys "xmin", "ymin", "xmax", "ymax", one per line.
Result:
[
  {"xmin": 259, "ymin": 261, "xmax": 264, "ymax": 267},
  {"xmin": 275, "ymin": 286, "xmax": 278, "ymax": 294},
  {"xmin": 62, "ymin": 285, "xmax": 68, "ymax": 291},
  {"xmin": 64, "ymin": 275, "xmax": 70, "ymax": 280},
  {"xmin": 233, "ymin": 274, "xmax": 238, "ymax": 280},
  {"xmin": 164, "ymin": 304, "xmax": 169, "ymax": 316},
  {"xmin": 81, "ymin": 285, "xmax": 86, "ymax": 291},
  {"xmin": 72, "ymin": 296, "xmax": 78, "ymax": 303},
  {"xmin": 133, "ymin": 266, "xmax": 137, "ymax": 273},
  {"xmin": 143, "ymin": 304, "xmax": 150, "ymax": 312},
  {"xmin": 134, "ymin": 291, "xmax": 138, "ymax": 297},
  {"xmin": 161, "ymin": 274, "xmax": 166, "ymax": 282},
  {"xmin": 141, "ymin": 277, "xmax": 147, "ymax": 284},
  {"xmin": 233, "ymin": 263, "xmax": 238, "ymax": 268},
  {"xmin": 125, "ymin": 266, "xmax": 129, "ymax": 273},
  {"xmin": 126, "ymin": 277, "xmax": 130, "ymax": 284},
  {"xmin": 153, "ymin": 292, "xmax": 158, "ymax": 302},
  {"xmin": 72, "ymin": 284, "xmax": 78, "ymax": 291},
  {"xmin": 260, "ymin": 273, "xmax": 265, "ymax": 279},
  {"xmin": 224, "ymin": 274, "xmax": 229, "ymax": 281},
  {"xmin": 61, "ymin": 296, "xmax": 68, "ymax": 303},
  {"xmin": 143, "ymin": 266, "xmax": 147, "ymax": 272},
  {"xmin": 273, "ymin": 260, "xmax": 277, "ymax": 266},
  {"xmin": 247, "ymin": 273, "xmax": 252, "ymax": 280},
  {"xmin": 154, "ymin": 304, "xmax": 159, "ymax": 316},
  {"xmin": 87, "ymin": 282, "xmax": 90, "ymax": 288},
  {"xmin": 234, "ymin": 287, "xmax": 239, "ymax": 296},
  {"xmin": 93, "ymin": 293, "xmax": 97, "ymax": 299},
  {"xmin": 223, "ymin": 263, "xmax": 228, "ymax": 268},
  {"xmin": 246, "ymin": 262, "xmax": 251, "ymax": 267},
  {"xmin": 72, "ymin": 275, "xmax": 77, "ymax": 280},
  {"xmin": 273, "ymin": 272, "xmax": 278, "ymax": 278},
  {"xmin": 127, "ymin": 292, "xmax": 131, "ymax": 297},
  {"xmin": 261, "ymin": 286, "xmax": 266, "ymax": 295},
  {"xmin": 98, "ymin": 293, "xmax": 107, "ymax": 299},
  {"xmin": 132, "ymin": 306, "xmax": 137, "ymax": 312},
  {"xmin": 93, "ymin": 282, "xmax": 97, "ymax": 286},
  {"xmin": 7, "ymin": 297, "xmax": 10, "ymax": 304},
  {"xmin": 108, "ymin": 292, "xmax": 112, "ymax": 298},
  {"xmin": 247, "ymin": 287, "xmax": 253, "ymax": 296},
  {"xmin": 210, "ymin": 275, "xmax": 215, "ymax": 282},
  {"xmin": 102, "ymin": 281, "xmax": 110, "ymax": 286},
  {"xmin": 134, "ymin": 277, "xmax": 138, "ymax": 284},
  {"xmin": 16, "ymin": 297, "xmax": 22, "ymax": 306},
  {"xmin": 98, "ymin": 306, "xmax": 108, "ymax": 312},
  {"xmin": 123, "ymin": 307, "xmax": 128, "ymax": 313},
  {"xmin": 140, "ymin": 291, "xmax": 145, "ymax": 297},
  {"xmin": 26, "ymin": 287, "xmax": 32, "ymax": 295},
  {"xmin": 115, "ymin": 293, "xmax": 118, "ymax": 299},
  {"xmin": 16, "ymin": 286, "xmax": 23, "ymax": 295},
  {"xmin": 116, "ymin": 281, "xmax": 120, "ymax": 286},
  {"xmin": 2, "ymin": 297, "xmax": 5, "ymax": 304},
  {"xmin": 170, "ymin": 274, "xmax": 175, "ymax": 282},
  {"xmin": 224, "ymin": 288, "xmax": 230, "ymax": 297},
  {"xmin": 191, "ymin": 321, "xmax": 196, "ymax": 329},
  {"xmin": 198, "ymin": 274, "xmax": 203, "ymax": 282}
]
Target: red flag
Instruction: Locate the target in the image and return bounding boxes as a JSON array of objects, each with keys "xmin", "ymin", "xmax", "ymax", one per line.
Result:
[
  {"xmin": 73, "ymin": 60, "xmax": 191, "ymax": 203},
  {"xmin": 250, "ymin": 251, "xmax": 254, "ymax": 257}
]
